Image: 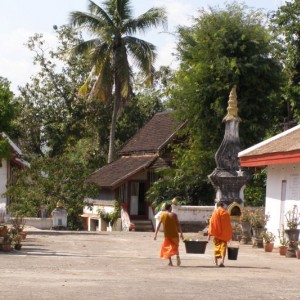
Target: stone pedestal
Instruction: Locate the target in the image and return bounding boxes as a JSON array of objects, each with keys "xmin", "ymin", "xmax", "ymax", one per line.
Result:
[
  {"xmin": 52, "ymin": 202, "xmax": 68, "ymax": 229},
  {"xmin": 252, "ymin": 227, "xmax": 264, "ymax": 248},
  {"xmin": 240, "ymin": 221, "xmax": 252, "ymax": 245},
  {"xmin": 285, "ymin": 229, "xmax": 300, "ymax": 258}
]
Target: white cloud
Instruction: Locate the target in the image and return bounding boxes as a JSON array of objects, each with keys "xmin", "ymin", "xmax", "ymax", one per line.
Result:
[
  {"xmin": 154, "ymin": 0, "xmax": 198, "ymax": 28},
  {"xmin": 0, "ymin": 28, "xmax": 57, "ymax": 94}
]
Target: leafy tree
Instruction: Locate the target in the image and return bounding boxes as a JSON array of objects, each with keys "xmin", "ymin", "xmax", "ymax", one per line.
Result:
[
  {"xmin": 271, "ymin": 0, "xmax": 300, "ymax": 125},
  {"xmin": 0, "ymin": 77, "xmax": 16, "ymax": 161},
  {"xmin": 14, "ymin": 26, "xmax": 100, "ymax": 158},
  {"xmin": 0, "ymin": 77, "xmax": 16, "ymax": 134},
  {"xmin": 158, "ymin": 3, "xmax": 284, "ymax": 205},
  {"xmin": 5, "ymin": 145, "xmax": 99, "ymax": 230},
  {"xmin": 69, "ymin": 0, "xmax": 167, "ymax": 163}
]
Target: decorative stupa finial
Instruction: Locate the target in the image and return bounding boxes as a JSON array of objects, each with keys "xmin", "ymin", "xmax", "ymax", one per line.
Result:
[{"xmin": 223, "ymin": 85, "xmax": 241, "ymax": 122}]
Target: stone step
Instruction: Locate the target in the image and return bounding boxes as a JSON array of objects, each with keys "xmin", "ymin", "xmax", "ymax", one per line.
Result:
[{"xmin": 131, "ymin": 220, "xmax": 154, "ymax": 232}]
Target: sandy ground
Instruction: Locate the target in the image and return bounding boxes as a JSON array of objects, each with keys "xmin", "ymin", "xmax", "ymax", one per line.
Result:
[{"xmin": 0, "ymin": 230, "xmax": 299, "ymax": 300}]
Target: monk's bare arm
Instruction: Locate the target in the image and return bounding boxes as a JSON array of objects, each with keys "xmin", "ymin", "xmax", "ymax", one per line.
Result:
[
  {"xmin": 174, "ymin": 213, "xmax": 184, "ymax": 240},
  {"xmin": 154, "ymin": 220, "xmax": 162, "ymax": 240}
]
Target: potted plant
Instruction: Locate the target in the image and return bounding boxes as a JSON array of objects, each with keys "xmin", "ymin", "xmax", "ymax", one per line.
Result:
[
  {"xmin": 239, "ymin": 207, "xmax": 252, "ymax": 244},
  {"xmin": 10, "ymin": 214, "xmax": 25, "ymax": 231},
  {"xmin": 278, "ymin": 226, "xmax": 289, "ymax": 256},
  {"xmin": 250, "ymin": 207, "xmax": 270, "ymax": 248},
  {"xmin": 1, "ymin": 229, "xmax": 13, "ymax": 252},
  {"xmin": 13, "ymin": 234, "xmax": 22, "ymax": 250},
  {"xmin": 262, "ymin": 231, "xmax": 276, "ymax": 252},
  {"xmin": 285, "ymin": 205, "xmax": 300, "ymax": 258}
]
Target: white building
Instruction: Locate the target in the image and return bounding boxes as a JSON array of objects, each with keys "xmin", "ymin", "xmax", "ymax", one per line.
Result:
[{"xmin": 239, "ymin": 125, "xmax": 300, "ymax": 245}]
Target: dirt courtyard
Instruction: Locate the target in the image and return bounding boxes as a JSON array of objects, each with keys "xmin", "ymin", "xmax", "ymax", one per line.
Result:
[{"xmin": 0, "ymin": 230, "xmax": 299, "ymax": 300}]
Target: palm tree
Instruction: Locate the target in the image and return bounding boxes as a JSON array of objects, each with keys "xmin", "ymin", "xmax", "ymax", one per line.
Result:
[{"xmin": 69, "ymin": 0, "xmax": 167, "ymax": 163}]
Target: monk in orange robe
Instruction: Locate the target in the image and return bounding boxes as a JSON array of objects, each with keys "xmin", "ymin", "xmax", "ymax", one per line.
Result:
[
  {"xmin": 154, "ymin": 203, "xmax": 184, "ymax": 266},
  {"xmin": 208, "ymin": 202, "xmax": 232, "ymax": 267}
]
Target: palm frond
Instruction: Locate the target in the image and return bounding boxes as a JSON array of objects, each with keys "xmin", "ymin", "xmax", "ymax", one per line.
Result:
[
  {"xmin": 124, "ymin": 7, "xmax": 168, "ymax": 35},
  {"xmin": 124, "ymin": 36, "xmax": 156, "ymax": 85},
  {"xmin": 69, "ymin": 38, "xmax": 101, "ymax": 58}
]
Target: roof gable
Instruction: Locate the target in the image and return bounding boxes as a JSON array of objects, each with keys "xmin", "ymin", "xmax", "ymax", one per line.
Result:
[{"xmin": 118, "ymin": 111, "xmax": 185, "ymax": 155}]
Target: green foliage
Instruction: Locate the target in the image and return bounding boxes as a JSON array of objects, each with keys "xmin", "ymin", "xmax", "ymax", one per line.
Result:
[
  {"xmin": 0, "ymin": 139, "xmax": 12, "ymax": 161},
  {"xmin": 97, "ymin": 201, "xmax": 121, "ymax": 225},
  {"xmin": 69, "ymin": 0, "xmax": 167, "ymax": 162},
  {"xmin": 244, "ymin": 168, "xmax": 266, "ymax": 207},
  {"xmin": 159, "ymin": 3, "xmax": 284, "ymax": 203},
  {"xmin": 262, "ymin": 231, "xmax": 276, "ymax": 243},
  {"xmin": 271, "ymin": 1, "xmax": 300, "ymax": 124},
  {"xmin": 0, "ymin": 77, "xmax": 15, "ymax": 134},
  {"xmin": 14, "ymin": 26, "xmax": 94, "ymax": 157},
  {"xmin": 171, "ymin": 3, "xmax": 283, "ymax": 148},
  {"xmin": 5, "ymin": 145, "xmax": 99, "ymax": 230}
]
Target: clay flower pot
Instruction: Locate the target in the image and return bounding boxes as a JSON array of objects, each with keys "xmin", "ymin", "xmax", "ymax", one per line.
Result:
[
  {"xmin": 279, "ymin": 246, "xmax": 288, "ymax": 256},
  {"xmin": 264, "ymin": 242, "xmax": 274, "ymax": 252}
]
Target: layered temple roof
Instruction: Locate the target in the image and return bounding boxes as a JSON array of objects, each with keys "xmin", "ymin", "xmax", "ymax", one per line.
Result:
[{"xmin": 87, "ymin": 111, "xmax": 185, "ymax": 189}]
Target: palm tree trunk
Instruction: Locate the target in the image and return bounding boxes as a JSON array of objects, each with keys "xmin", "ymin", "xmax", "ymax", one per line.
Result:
[{"xmin": 108, "ymin": 97, "xmax": 118, "ymax": 163}]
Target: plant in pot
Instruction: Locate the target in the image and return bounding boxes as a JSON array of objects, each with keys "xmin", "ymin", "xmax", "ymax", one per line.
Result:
[
  {"xmin": 1, "ymin": 229, "xmax": 13, "ymax": 252},
  {"xmin": 285, "ymin": 205, "xmax": 300, "ymax": 258},
  {"xmin": 239, "ymin": 207, "xmax": 252, "ymax": 244},
  {"xmin": 10, "ymin": 214, "xmax": 26, "ymax": 238},
  {"xmin": 98, "ymin": 201, "xmax": 121, "ymax": 231},
  {"xmin": 278, "ymin": 226, "xmax": 289, "ymax": 256},
  {"xmin": 250, "ymin": 207, "xmax": 270, "ymax": 248},
  {"xmin": 11, "ymin": 231, "xmax": 22, "ymax": 250},
  {"xmin": 262, "ymin": 231, "xmax": 276, "ymax": 252}
]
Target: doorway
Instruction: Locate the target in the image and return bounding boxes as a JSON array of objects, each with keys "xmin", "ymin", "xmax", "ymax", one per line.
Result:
[{"xmin": 129, "ymin": 181, "xmax": 147, "ymax": 218}]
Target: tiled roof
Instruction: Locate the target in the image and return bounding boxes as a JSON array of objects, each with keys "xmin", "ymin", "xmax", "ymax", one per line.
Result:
[
  {"xmin": 239, "ymin": 125, "xmax": 300, "ymax": 157},
  {"xmin": 118, "ymin": 111, "xmax": 185, "ymax": 155},
  {"xmin": 86, "ymin": 155, "xmax": 158, "ymax": 188}
]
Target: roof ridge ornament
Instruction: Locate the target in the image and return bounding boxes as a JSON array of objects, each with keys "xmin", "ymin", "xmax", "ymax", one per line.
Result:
[{"xmin": 223, "ymin": 85, "xmax": 241, "ymax": 122}]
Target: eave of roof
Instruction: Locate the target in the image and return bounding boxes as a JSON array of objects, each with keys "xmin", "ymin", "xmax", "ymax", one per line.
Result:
[
  {"xmin": 86, "ymin": 155, "xmax": 158, "ymax": 189},
  {"xmin": 239, "ymin": 150, "xmax": 300, "ymax": 167},
  {"xmin": 238, "ymin": 124, "xmax": 300, "ymax": 167}
]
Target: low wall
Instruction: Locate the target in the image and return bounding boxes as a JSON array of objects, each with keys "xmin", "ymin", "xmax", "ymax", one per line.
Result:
[
  {"xmin": 24, "ymin": 218, "xmax": 53, "ymax": 230},
  {"xmin": 154, "ymin": 205, "xmax": 214, "ymax": 232}
]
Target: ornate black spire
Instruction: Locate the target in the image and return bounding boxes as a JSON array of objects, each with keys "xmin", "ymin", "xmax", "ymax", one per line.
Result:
[{"xmin": 208, "ymin": 86, "xmax": 250, "ymax": 207}]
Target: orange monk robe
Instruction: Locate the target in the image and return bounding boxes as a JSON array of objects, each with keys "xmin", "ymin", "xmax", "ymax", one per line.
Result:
[
  {"xmin": 208, "ymin": 207, "xmax": 232, "ymax": 242},
  {"xmin": 159, "ymin": 212, "xmax": 179, "ymax": 258}
]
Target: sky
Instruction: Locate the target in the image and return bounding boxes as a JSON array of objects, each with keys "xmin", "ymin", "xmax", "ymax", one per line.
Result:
[{"xmin": 0, "ymin": 0, "xmax": 285, "ymax": 94}]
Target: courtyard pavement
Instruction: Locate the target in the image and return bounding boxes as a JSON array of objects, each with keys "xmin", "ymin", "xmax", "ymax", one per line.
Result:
[{"xmin": 0, "ymin": 229, "xmax": 299, "ymax": 300}]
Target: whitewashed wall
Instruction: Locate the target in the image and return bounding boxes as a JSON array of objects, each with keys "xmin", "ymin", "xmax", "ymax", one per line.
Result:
[
  {"xmin": 265, "ymin": 163, "xmax": 300, "ymax": 246},
  {"xmin": 0, "ymin": 159, "xmax": 7, "ymax": 209},
  {"xmin": 154, "ymin": 205, "xmax": 214, "ymax": 231}
]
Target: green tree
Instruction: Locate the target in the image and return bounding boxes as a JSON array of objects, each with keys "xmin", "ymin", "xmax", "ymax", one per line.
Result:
[
  {"xmin": 69, "ymin": 0, "xmax": 167, "ymax": 163},
  {"xmin": 163, "ymin": 3, "xmax": 283, "ymax": 205},
  {"xmin": 5, "ymin": 145, "xmax": 99, "ymax": 230},
  {"xmin": 0, "ymin": 77, "xmax": 15, "ymax": 133},
  {"xmin": 0, "ymin": 77, "xmax": 16, "ymax": 161},
  {"xmin": 271, "ymin": 0, "xmax": 300, "ymax": 125},
  {"xmin": 15, "ymin": 26, "xmax": 101, "ymax": 158}
]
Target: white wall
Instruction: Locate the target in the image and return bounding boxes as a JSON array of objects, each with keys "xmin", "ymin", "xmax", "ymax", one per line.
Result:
[
  {"xmin": 0, "ymin": 159, "xmax": 7, "ymax": 209},
  {"xmin": 266, "ymin": 163, "xmax": 300, "ymax": 245}
]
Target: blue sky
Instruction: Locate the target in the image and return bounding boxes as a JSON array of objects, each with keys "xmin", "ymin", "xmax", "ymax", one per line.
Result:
[{"xmin": 0, "ymin": 0, "xmax": 285, "ymax": 94}]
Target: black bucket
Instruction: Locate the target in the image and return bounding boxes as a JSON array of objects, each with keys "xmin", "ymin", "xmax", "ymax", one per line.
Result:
[{"xmin": 227, "ymin": 246, "xmax": 239, "ymax": 260}]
